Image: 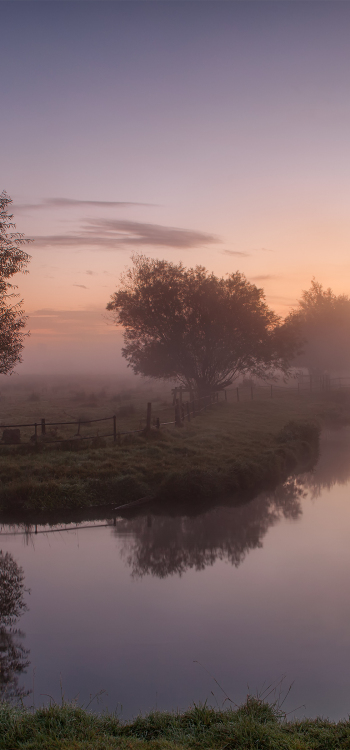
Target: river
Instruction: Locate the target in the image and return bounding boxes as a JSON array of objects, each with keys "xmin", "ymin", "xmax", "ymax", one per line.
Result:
[{"xmin": 1, "ymin": 426, "xmax": 350, "ymax": 720}]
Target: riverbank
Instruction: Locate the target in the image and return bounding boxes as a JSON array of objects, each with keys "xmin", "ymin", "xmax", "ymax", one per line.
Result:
[
  {"xmin": 0, "ymin": 391, "xmax": 346, "ymax": 516},
  {"xmin": 1, "ymin": 696, "xmax": 349, "ymax": 749}
]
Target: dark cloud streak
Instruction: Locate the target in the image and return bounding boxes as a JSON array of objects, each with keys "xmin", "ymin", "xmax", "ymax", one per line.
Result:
[
  {"xmin": 14, "ymin": 198, "xmax": 151, "ymax": 211},
  {"xmin": 32, "ymin": 218, "xmax": 219, "ymax": 250},
  {"xmin": 250, "ymin": 274, "xmax": 281, "ymax": 281},
  {"xmin": 220, "ymin": 249, "xmax": 251, "ymax": 257}
]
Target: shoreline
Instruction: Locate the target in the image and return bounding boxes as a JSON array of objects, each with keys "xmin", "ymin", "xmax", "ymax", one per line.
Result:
[
  {"xmin": 1, "ymin": 392, "xmax": 348, "ymax": 521},
  {"xmin": 0, "ymin": 417, "xmax": 320, "ymax": 525}
]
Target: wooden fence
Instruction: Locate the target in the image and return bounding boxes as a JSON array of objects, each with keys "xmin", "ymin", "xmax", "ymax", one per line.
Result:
[
  {"xmin": 0, "ymin": 391, "xmax": 224, "ymax": 446},
  {"xmin": 1, "ymin": 376, "xmax": 349, "ymax": 447}
]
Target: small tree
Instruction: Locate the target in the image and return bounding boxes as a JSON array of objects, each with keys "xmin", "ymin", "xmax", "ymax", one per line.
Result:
[
  {"xmin": 288, "ymin": 279, "xmax": 350, "ymax": 377},
  {"xmin": 0, "ymin": 192, "xmax": 32, "ymax": 374},
  {"xmin": 107, "ymin": 255, "xmax": 297, "ymax": 392}
]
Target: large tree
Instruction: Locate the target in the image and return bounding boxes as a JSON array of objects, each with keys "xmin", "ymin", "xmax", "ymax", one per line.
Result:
[
  {"xmin": 288, "ymin": 279, "xmax": 350, "ymax": 377},
  {"xmin": 0, "ymin": 191, "xmax": 32, "ymax": 374},
  {"xmin": 107, "ymin": 255, "xmax": 297, "ymax": 392}
]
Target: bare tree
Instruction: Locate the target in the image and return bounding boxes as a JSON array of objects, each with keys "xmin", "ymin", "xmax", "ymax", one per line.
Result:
[{"xmin": 0, "ymin": 191, "xmax": 32, "ymax": 374}]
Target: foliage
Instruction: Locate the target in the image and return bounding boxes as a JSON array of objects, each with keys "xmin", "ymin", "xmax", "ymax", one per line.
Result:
[
  {"xmin": 0, "ymin": 551, "xmax": 30, "ymax": 702},
  {"xmin": 0, "ymin": 192, "xmax": 32, "ymax": 374},
  {"xmin": 288, "ymin": 279, "xmax": 350, "ymax": 376},
  {"xmin": 107, "ymin": 255, "xmax": 298, "ymax": 392},
  {"xmin": 0, "ymin": 552, "xmax": 28, "ymax": 627}
]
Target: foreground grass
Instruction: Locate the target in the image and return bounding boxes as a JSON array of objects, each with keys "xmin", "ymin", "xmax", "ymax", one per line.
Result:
[
  {"xmin": 1, "ymin": 697, "xmax": 350, "ymax": 750},
  {"xmin": 0, "ymin": 389, "xmax": 347, "ymax": 515}
]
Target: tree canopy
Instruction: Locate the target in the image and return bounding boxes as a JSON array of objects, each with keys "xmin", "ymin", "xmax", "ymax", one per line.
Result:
[
  {"xmin": 107, "ymin": 255, "xmax": 297, "ymax": 392},
  {"xmin": 0, "ymin": 192, "xmax": 32, "ymax": 374},
  {"xmin": 288, "ymin": 279, "xmax": 350, "ymax": 376}
]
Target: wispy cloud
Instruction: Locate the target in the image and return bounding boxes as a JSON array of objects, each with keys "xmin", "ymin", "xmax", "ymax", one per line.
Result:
[
  {"xmin": 220, "ymin": 249, "xmax": 251, "ymax": 257},
  {"xmin": 32, "ymin": 218, "xmax": 219, "ymax": 250},
  {"xmin": 250, "ymin": 274, "xmax": 282, "ymax": 281},
  {"xmin": 73, "ymin": 284, "xmax": 88, "ymax": 289},
  {"xmin": 14, "ymin": 198, "xmax": 151, "ymax": 211},
  {"xmin": 86, "ymin": 270, "xmax": 97, "ymax": 276}
]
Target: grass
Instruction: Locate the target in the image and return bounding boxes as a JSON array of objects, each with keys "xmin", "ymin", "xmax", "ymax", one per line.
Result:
[
  {"xmin": 1, "ymin": 695, "xmax": 350, "ymax": 749},
  {"xmin": 0, "ymin": 375, "xmax": 349, "ymax": 516}
]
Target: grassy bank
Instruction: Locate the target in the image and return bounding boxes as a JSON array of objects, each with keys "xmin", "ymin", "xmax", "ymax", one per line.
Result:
[
  {"xmin": 1, "ymin": 696, "xmax": 349, "ymax": 749},
  {"xmin": 0, "ymin": 389, "xmax": 348, "ymax": 515}
]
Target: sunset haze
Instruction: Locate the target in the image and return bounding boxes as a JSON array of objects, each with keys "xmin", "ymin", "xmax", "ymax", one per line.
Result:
[{"xmin": 2, "ymin": 1, "xmax": 350, "ymax": 373}]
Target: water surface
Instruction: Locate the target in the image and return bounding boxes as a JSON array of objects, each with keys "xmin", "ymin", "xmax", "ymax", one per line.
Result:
[{"xmin": 1, "ymin": 427, "xmax": 350, "ymax": 720}]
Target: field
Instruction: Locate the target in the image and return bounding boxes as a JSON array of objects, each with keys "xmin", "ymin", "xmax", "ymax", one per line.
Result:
[{"xmin": 0, "ymin": 374, "xmax": 348, "ymax": 517}]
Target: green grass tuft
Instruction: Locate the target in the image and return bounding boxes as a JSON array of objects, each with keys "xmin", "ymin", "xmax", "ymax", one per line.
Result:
[{"xmin": 1, "ymin": 696, "xmax": 350, "ymax": 749}]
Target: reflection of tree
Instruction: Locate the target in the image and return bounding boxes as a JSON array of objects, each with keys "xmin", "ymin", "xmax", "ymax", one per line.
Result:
[
  {"xmin": 0, "ymin": 551, "xmax": 30, "ymax": 701},
  {"xmin": 115, "ymin": 477, "xmax": 304, "ymax": 579},
  {"xmin": 300, "ymin": 427, "xmax": 350, "ymax": 497}
]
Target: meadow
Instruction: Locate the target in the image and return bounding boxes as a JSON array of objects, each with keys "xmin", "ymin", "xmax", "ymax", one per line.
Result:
[{"xmin": 0, "ymin": 374, "xmax": 345, "ymax": 517}]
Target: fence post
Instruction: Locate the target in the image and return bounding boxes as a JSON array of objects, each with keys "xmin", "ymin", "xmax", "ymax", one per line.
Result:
[
  {"xmin": 41, "ymin": 418, "xmax": 46, "ymax": 435},
  {"xmin": 113, "ymin": 415, "xmax": 117, "ymax": 442},
  {"xmin": 236, "ymin": 387, "xmax": 239, "ymax": 402},
  {"xmin": 146, "ymin": 402, "xmax": 152, "ymax": 432},
  {"xmin": 175, "ymin": 399, "xmax": 182, "ymax": 427},
  {"xmin": 156, "ymin": 417, "xmax": 160, "ymax": 430}
]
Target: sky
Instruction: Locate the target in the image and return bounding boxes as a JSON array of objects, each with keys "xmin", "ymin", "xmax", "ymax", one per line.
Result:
[{"xmin": 2, "ymin": 1, "xmax": 350, "ymax": 374}]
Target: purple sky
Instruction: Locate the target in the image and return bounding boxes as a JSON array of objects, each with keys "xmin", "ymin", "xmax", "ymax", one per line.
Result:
[{"xmin": 2, "ymin": 1, "xmax": 350, "ymax": 373}]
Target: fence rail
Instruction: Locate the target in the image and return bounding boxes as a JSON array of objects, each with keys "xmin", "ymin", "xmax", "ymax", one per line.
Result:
[{"xmin": 1, "ymin": 376, "xmax": 349, "ymax": 447}]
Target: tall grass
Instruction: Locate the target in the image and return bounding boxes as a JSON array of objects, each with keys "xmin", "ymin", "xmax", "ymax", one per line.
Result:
[{"xmin": 0, "ymin": 695, "xmax": 349, "ymax": 749}]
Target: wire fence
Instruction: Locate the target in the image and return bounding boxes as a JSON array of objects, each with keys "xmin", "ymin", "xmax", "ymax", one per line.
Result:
[
  {"xmin": 0, "ymin": 391, "xmax": 224, "ymax": 447},
  {"xmin": 0, "ymin": 376, "xmax": 349, "ymax": 448}
]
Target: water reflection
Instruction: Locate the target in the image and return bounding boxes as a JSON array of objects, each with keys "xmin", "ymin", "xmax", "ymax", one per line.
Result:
[
  {"xmin": 116, "ymin": 476, "xmax": 305, "ymax": 578},
  {"xmin": 302, "ymin": 427, "xmax": 350, "ymax": 497},
  {"xmin": 113, "ymin": 427, "xmax": 350, "ymax": 579},
  {"xmin": 0, "ymin": 551, "xmax": 30, "ymax": 701}
]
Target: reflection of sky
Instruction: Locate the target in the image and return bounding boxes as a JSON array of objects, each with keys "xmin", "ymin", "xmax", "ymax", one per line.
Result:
[
  {"xmin": 1, "ymin": 428, "xmax": 350, "ymax": 719},
  {"xmin": 2, "ymin": 2, "xmax": 350, "ymax": 372}
]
